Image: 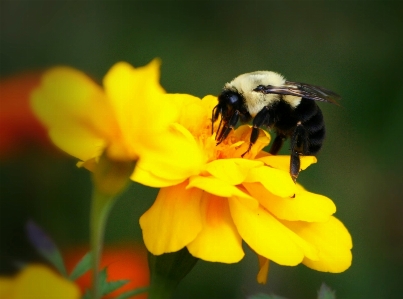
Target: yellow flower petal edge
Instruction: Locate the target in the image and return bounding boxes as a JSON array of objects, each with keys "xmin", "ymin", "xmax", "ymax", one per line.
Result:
[
  {"xmin": 187, "ymin": 175, "xmax": 254, "ymax": 200},
  {"xmin": 140, "ymin": 181, "xmax": 203, "ymax": 255},
  {"xmin": 31, "ymin": 66, "xmax": 113, "ymax": 161},
  {"xmin": 229, "ymin": 197, "xmax": 319, "ymax": 266},
  {"xmin": 256, "ymin": 255, "xmax": 270, "ymax": 284},
  {"xmin": 244, "ymin": 183, "xmax": 336, "ymax": 222},
  {"xmin": 245, "ymin": 165, "xmax": 296, "ymax": 198},
  {"xmin": 284, "ymin": 216, "xmax": 353, "ymax": 272},
  {"xmin": 0, "ymin": 264, "xmax": 80, "ymax": 299},
  {"xmin": 258, "ymin": 155, "xmax": 317, "ymax": 173},
  {"xmin": 187, "ymin": 193, "xmax": 244, "ymax": 263}
]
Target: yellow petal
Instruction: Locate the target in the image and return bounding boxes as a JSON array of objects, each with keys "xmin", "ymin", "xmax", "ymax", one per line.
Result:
[
  {"xmin": 103, "ymin": 61, "xmax": 166, "ymax": 131},
  {"xmin": 48, "ymin": 126, "xmax": 105, "ymax": 161},
  {"xmin": 187, "ymin": 175, "xmax": 254, "ymax": 200},
  {"xmin": 205, "ymin": 158, "xmax": 263, "ymax": 185},
  {"xmin": 31, "ymin": 67, "xmax": 114, "ymax": 161},
  {"xmin": 256, "ymin": 255, "xmax": 270, "ymax": 284},
  {"xmin": 244, "ymin": 183, "xmax": 336, "ymax": 222},
  {"xmin": 231, "ymin": 126, "xmax": 271, "ymax": 159},
  {"xmin": 258, "ymin": 155, "xmax": 317, "ymax": 172},
  {"xmin": 187, "ymin": 193, "xmax": 244, "ymax": 263},
  {"xmin": 201, "ymin": 95, "xmax": 219, "ymax": 113},
  {"xmin": 140, "ymin": 181, "xmax": 203, "ymax": 255},
  {"xmin": 3, "ymin": 264, "xmax": 80, "ymax": 299},
  {"xmin": 103, "ymin": 60, "xmax": 180, "ymax": 160},
  {"xmin": 131, "ymin": 163, "xmax": 187, "ymax": 188},
  {"xmin": 229, "ymin": 197, "xmax": 318, "ymax": 265},
  {"xmin": 132, "ymin": 123, "xmax": 205, "ymax": 187},
  {"xmin": 283, "ymin": 216, "xmax": 353, "ymax": 272},
  {"xmin": 0, "ymin": 278, "xmax": 12, "ymax": 298},
  {"xmin": 168, "ymin": 93, "xmax": 210, "ymax": 135},
  {"xmin": 245, "ymin": 165, "xmax": 295, "ymax": 197}
]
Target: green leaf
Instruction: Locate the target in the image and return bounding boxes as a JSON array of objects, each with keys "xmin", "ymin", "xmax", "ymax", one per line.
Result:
[
  {"xmin": 248, "ymin": 294, "xmax": 287, "ymax": 299},
  {"xmin": 25, "ymin": 220, "xmax": 68, "ymax": 277},
  {"xmin": 98, "ymin": 267, "xmax": 130, "ymax": 296},
  {"xmin": 317, "ymin": 283, "xmax": 336, "ymax": 299},
  {"xmin": 69, "ymin": 252, "xmax": 93, "ymax": 281},
  {"xmin": 102, "ymin": 279, "xmax": 130, "ymax": 296},
  {"xmin": 114, "ymin": 286, "xmax": 149, "ymax": 299}
]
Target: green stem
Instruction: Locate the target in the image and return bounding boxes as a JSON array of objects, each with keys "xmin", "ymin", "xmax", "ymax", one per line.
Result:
[
  {"xmin": 89, "ymin": 155, "xmax": 135, "ymax": 299},
  {"xmin": 90, "ymin": 188, "xmax": 117, "ymax": 299}
]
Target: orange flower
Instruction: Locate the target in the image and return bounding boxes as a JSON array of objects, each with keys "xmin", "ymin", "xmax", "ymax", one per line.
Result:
[{"xmin": 0, "ymin": 72, "xmax": 52, "ymax": 157}]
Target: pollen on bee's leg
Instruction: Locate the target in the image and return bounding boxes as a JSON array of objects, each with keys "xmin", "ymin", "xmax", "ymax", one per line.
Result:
[{"xmin": 291, "ymin": 172, "xmax": 298, "ymax": 184}]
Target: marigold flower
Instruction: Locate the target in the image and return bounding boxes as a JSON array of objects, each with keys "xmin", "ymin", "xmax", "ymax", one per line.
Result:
[
  {"xmin": 0, "ymin": 264, "xmax": 80, "ymax": 299},
  {"xmin": 31, "ymin": 60, "xmax": 204, "ymax": 186},
  {"xmin": 139, "ymin": 94, "xmax": 352, "ymax": 281}
]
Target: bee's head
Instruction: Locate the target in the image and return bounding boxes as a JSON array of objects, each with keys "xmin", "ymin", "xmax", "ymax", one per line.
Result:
[
  {"xmin": 212, "ymin": 90, "xmax": 241, "ymax": 123},
  {"xmin": 211, "ymin": 89, "xmax": 246, "ymax": 137},
  {"xmin": 214, "ymin": 90, "xmax": 244, "ymax": 119},
  {"xmin": 218, "ymin": 89, "xmax": 242, "ymax": 107}
]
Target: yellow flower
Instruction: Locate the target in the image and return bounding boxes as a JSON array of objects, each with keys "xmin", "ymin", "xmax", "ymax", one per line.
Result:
[
  {"xmin": 0, "ymin": 264, "xmax": 80, "ymax": 299},
  {"xmin": 139, "ymin": 94, "xmax": 352, "ymax": 281},
  {"xmin": 31, "ymin": 60, "xmax": 204, "ymax": 187}
]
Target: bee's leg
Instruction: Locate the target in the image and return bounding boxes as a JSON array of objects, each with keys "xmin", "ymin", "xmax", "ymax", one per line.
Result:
[
  {"xmin": 242, "ymin": 107, "xmax": 272, "ymax": 156},
  {"xmin": 269, "ymin": 134, "xmax": 286, "ymax": 155},
  {"xmin": 290, "ymin": 123, "xmax": 308, "ymax": 182},
  {"xmin": 216, "ymin": 110, "xmax": 240, "ymax": 145}
]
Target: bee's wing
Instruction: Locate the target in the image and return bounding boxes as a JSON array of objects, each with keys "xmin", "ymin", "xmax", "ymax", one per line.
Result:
[{"xmin": 254, "ymin": 81, "xmax": 341, "ymax": 105}]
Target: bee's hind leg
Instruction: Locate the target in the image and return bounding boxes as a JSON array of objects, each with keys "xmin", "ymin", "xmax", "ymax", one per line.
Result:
[{"xmin": 290, "ymin": 124, "xmax": 308, "ymax": 183}]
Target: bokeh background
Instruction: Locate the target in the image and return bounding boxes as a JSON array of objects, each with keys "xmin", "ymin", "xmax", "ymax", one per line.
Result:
[{"xmin": 1, "ymin": 1, "xmax": 402, "ymax": 298}]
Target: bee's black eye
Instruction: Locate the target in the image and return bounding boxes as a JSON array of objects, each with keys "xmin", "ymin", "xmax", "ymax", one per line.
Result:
[
  {"xmin": 218, "ymin": 90, "xmax": 241, "ymax": 106},
  {"xmin": 227, "ymin": 93, "xmax": 240, "ymax": 105}
]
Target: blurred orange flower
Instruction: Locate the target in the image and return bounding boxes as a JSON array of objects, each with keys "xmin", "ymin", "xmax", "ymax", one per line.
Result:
[
  {"xmin": 0, "ymin": 72, "xmax": 52, "ymax": 158},
  {"xmin": 64, "ymin": 244, "xmax": 149, "ymax": 299}
]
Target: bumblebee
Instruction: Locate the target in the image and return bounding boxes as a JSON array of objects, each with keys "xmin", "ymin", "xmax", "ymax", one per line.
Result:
[{"xmin": 212, "ymin": 71, "xmax": 340, "ymax": 182}]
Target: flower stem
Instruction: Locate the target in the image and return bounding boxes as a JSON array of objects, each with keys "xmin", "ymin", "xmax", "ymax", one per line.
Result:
[
  {"xmin": 89, "ymin": 155, "xmax": 135, "ymax": 299},
  {"xmin": 90, "ymin": 188, "xmax": 117, "ymax": 299}
]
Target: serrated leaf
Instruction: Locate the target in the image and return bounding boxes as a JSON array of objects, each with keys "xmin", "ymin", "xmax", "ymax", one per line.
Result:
[
  {"xmin": 318, "ymin": 283, "xmax": 336, "ymax": 299},
  {"xmin": 114, "ymin": 287, "xmax": 149, "ymax": 299},
  {"xmin": 98, "ymin": 267, "xmax": 130, "ymax": 296},
  {"xmin": 102, "ymin": 279, "xmax": 130, "ymax": 296},
  {"xmin": 248, "ymin": 293, "xmax": 287, "ymax": 299},
  {"xmin": 69, "ymin": 252, "xmax": 93, "ymax": 280},
  {"xmin": 26, "ymin": 220, "xmax": 67, "ymax": 277}
]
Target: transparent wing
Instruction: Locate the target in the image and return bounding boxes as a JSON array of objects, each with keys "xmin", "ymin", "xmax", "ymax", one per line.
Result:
[{"xmin": 253, "ymin": 81, "xmax": 341, "ymax": 105}]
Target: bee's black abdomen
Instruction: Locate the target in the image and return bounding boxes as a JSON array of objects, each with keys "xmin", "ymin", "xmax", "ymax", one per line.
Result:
[{"xmin": 295, "ymin": 98, "xmax": 325, "ymax": 155}]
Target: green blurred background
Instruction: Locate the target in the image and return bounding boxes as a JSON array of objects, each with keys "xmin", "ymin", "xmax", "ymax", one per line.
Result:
[{"xmin": 1, "ymin": 1, "xmax": 402, "ymax": 298}]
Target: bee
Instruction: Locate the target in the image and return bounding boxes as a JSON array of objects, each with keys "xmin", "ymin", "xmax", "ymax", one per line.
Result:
[{"xmin": 212, "ymin": 71, "xmax": 340, "ymax": 182}]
